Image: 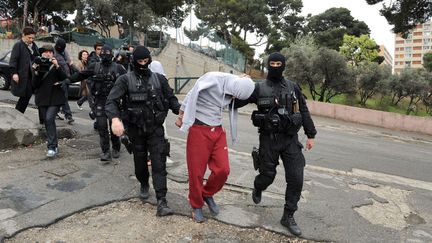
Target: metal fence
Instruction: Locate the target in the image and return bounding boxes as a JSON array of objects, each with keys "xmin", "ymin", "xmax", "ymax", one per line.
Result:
[{"xmin": 186, "ymin": 34, "xmax": 245, "ymax": 71}]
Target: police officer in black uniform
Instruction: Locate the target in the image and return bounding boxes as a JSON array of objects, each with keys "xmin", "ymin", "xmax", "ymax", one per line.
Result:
[
  {"xmin": 106, "ymin": 45, "xmax": 181, "ymax": 217},
  {"xmin": 71, "ymin": 45, "xmax": 126, "ymax": 161},
  {"xmin": 234, "ymin": 52, "xmax": 317, "ymax": 236}
]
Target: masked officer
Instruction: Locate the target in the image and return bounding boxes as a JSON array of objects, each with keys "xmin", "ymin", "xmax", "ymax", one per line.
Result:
[
  {"xmin": 234, "ymin": 52, "xmax": 317, "ymax": 236},
  {"xmin": 71, "ymin": 45, "xmax": 126, "ymax": 161},
  {"xmin": 106, "ymin": 45, "xmax": 181, "ymax": 217}
]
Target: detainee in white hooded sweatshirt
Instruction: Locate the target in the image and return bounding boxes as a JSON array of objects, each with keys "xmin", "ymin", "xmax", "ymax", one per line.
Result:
[{"xmin": 175, "ymin": 71, "xmax": 254, "ymax": 223}]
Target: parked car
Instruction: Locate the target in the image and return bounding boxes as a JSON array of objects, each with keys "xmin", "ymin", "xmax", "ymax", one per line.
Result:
[{"xmin": 0, "ymin": 51, "xmax": 12, "ymax": 90}]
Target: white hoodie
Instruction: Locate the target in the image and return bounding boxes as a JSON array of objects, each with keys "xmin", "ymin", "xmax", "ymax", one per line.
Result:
[{"xmin": 180, "ymin": 71, "xmax": 254, "ymax": 144}]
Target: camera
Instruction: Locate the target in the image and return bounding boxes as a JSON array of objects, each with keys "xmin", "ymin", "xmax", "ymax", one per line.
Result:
[
  {"xmin": 34, "ymin": 56, "xmax": 52, "ymax": 65},
  {"xmin": 33, "ymin": 56, "xmax": 52, "ymax": 73}
]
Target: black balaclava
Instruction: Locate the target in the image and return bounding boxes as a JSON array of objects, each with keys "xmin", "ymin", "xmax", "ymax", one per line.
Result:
[
  {"xmin": 100, "ymin": 45, "xmax": 113, "ymax": 65},
  {"xmin": 54, "ymin": 38, "xmax": 66, "ymax": 53},
  {"xmin": 267, "ymin": 52, "xmax": 286, "ymax": 82},
  {"xmin": 133, "ymin": 45, "xmax": 152, "ymax": 76}
]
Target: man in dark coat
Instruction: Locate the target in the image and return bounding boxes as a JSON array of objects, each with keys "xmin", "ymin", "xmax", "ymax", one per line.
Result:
[
  {"xmin": 9, "ymin": 26, "xmax": 39, "ymax": 113},
  {"xmin": 32, "ymin": 45, "xmax": 68, "ymax": 157}
]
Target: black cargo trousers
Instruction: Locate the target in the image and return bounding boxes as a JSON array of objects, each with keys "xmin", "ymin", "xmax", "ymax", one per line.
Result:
[
  {"xmin": 254, "ymin": 132, "xmax": 305, "ymax": 213},
  {"xmin": 95, "ymin": 96, "xmax": 120, "ymax": 153},
  {"xmin": 128, "ymin": 124, "xmax": 168, "ymax": 200}
]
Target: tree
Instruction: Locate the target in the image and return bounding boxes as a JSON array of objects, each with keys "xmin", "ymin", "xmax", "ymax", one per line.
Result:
[
  {"xmin": 423, "ymin": 52, "xmax": 432, "ymax": 72},
  {"xmin": 366, "ymin": 0, "xmax": 432, "ymax": 36},
  {"xmin": 282, "ymin": 34, "xmax": 320, "ymax": 100},
  {"xmin": 265, "ymin": 0, "xmax": 304, "ymax": 53},
  {"xmin": 312, "ymin": 47, "xmax": 356, "ymax": 102},
  {"xmin": 355, "ymin": 63, "xmax": 391, "ymax": 106},
  {"xmin": 339, "ymin": 34, "xmax": 380, "ymax": 66},
  {"xmin": 306, "ymin": 7, "xmax": 370, "ymax": 50},
  {"xmin": 1, "ymin": 0, "xmax": 75, "ymax": 27},
  {"xmin": 421, "ymin": 71, "xmax": 432, "ymax": 115},
  {"xmin": 194, "ymin": 0, "xmax": 305, "ymax": 59},
  {"xmin": 83, "ymin": 0, "xmax": 116, "ymax": 37},
  {"xmin": 401, "ymin": 69, "xmax": 428, "ymax": 114},
  {"xmin": 184, "ymin": 23, "xmax": 210, "ymax": 42}
]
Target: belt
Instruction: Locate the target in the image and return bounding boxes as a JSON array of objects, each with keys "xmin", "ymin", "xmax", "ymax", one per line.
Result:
[{"xmin": 194, "ymin": 118, "xmax": 221, "ymax": 127}]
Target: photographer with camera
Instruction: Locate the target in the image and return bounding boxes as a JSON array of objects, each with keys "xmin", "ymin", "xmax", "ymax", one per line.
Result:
[
  {"xmin": 233, "ymin": 52, "xmax": 317, "ymax": 236},
  {"xmin": 32, "ymin": 45, "xmax": 68, "ymax": 157},
  {"xmin": 70, "ymin": 45, "xmax": 126, "ymax": 162}
]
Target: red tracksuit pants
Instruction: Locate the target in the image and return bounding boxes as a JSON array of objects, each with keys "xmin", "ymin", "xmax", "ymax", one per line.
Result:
[{"xmin": 186, "ymin": 124, "xmax": 230, "ymax": 209}]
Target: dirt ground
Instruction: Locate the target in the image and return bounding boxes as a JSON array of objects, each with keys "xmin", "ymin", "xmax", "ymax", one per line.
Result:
[{"xmin": 5, "ymin": 199, "xmax": 309, "ymax": 243}]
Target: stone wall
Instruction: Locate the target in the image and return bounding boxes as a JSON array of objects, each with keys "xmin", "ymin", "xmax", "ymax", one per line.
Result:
[{"xmin": 307, "ymin": 100, "xmax": 432, "ymax": 135}]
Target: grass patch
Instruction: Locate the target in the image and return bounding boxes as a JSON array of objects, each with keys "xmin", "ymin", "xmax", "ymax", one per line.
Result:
[{"xmin": 300, "ymin": 84, "xmax": 430, "ymax": 117}]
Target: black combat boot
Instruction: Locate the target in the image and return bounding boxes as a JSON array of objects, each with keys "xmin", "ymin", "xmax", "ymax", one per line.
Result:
[
  {"xmin": 139, "ymin": 184, "xmax": 150, "ymax": 199},
  {"xmin": 156, "ymin": 198, "xmax": 173, "ymax": 217},
  {"xmin": 280, "ymin": 211, "xmax": 302, "ymax": 236},
  {"xmin": 100, "ymin": 151, "xmax": 112, "ymax": 161},
  {"xmin": 112, "ymin": 149, "xmax": 120, "ymax": 159},
  {"xmin": 252, "ymin": 188, "xmax": 262, "ymax": 204}
]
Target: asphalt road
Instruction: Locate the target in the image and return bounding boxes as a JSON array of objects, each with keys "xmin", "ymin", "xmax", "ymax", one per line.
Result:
[
  {"xmin": 2, "ymin": 89, "xmax": 431, "ymax": 183},
  {"xmin": 164, "ymin": 110, "xmax": 432, "ymax": 183}
]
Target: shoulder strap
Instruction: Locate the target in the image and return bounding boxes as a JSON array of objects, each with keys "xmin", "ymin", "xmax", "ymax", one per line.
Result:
[
  {"xmin": 148, "ymin": 72, "xmax": 161, "ymax": 90},
  {"xmin": 284, "ymin": 79, "xmax": 295, "ymax": 93},
  {"xmin": 94, "ymin": 62, "xmax": 101, "ymax": 75}
]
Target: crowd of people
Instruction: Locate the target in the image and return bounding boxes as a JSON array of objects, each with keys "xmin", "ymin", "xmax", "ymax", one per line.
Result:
[{"xmin": 9, "ymin": 26, "xmax": 316, "ymax": 237}]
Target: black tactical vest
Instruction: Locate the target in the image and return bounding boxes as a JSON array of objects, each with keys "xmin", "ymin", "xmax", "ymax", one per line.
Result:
[
  {"xmin": 125, "ymin": 72, "xmax": 168, "ymax": 127},
  {"xmin": 92, "ymin": 62, "xmax": 119, "ymax": 97},
  {"xmin": 252, "ymin": 79, "xmax": 301, "ymax": 134},
  {"xmin": 256, "ymin": 79, "xmax": 295, "ymax": 113}
]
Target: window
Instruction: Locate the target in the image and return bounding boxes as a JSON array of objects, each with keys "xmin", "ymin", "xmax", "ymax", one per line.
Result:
[
  {"xmin": 424, "ymin": 38, "xmax": 431, "ymax": 44},
  {"xmin": 406, "ymin": 53, "xmax": 412, "ymax": 58},
  {"xmin": 424, "ymin": 24, "xmax": 431, "ymax": 30},
  {"xmin": 405, "ymin": 47, "xmax": 412, "ymax": 52},
  {"xmin": 405, "ymin": 61, "xmax": 411, "ymax": 67},
  {"xmin": 406, "ymin": 39, "xmax": 412, "ymax": 44},
  {"xmin": 425, "ymin": 31, "xmax": 431, "ymax": 36},
  {"xmin": 424, "ymin": 46, "xmax": 431, "ymax": 50}
]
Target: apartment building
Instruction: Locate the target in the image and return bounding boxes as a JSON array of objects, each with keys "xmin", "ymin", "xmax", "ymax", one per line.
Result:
[
  {"xmin": 379, "ymin": 44, "xmax": 393, "ymax": 67},
  {"xmin": 394, "ymin": 21, "xmax": 432, "ymax": 73}
]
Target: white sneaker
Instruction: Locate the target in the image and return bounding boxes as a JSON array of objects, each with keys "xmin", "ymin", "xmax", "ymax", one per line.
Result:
[
  {"xmin": 76, "ymin": 103, "xmax": 83, "ymax": 110},
  {"xmin": 47, "ymin": 148, "xmax": 58, "ymax": 157}
]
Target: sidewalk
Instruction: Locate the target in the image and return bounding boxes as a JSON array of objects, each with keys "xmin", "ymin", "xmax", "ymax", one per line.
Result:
[{"xmin": 1, "ymin": 102, "xmax": 432, "ymax": 243}]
